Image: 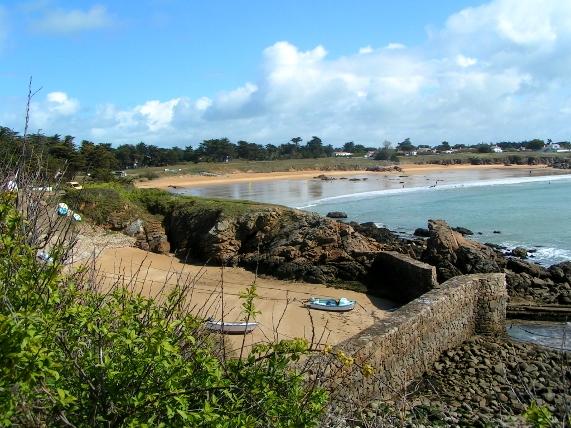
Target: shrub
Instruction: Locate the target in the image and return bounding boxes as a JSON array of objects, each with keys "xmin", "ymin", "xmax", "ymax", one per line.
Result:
[
  {"xmin": 138, "ymin": 170, "xmax": 160, "ymax": 180},
  {"xmin": 0, "ymin": 191, "xmax": 327, "ymax": 426}
]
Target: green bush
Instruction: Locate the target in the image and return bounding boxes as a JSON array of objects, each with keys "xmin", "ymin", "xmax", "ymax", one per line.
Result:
[
  {"xmin": 138, "ymin": 170, "xmax": 160, "ymax": 180},
  {"xmin": 0, "ymin": 192, "xmax": 327, "ymax": 426}
]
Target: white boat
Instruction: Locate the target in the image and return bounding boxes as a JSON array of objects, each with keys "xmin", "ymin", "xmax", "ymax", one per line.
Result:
[
  {"xmin": 205, "ymin": 319, "xmax": 258, "ymax": 334},
  {"xmin": 305, "ymin": 297, "xmax": 356, "ymax": 312}
]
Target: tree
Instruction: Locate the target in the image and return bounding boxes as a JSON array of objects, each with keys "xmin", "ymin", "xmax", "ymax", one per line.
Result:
[
  {"xmin": 397, "ymin": 138, "xmax": 416, "ymax": 153},
  {"xmin": 526, "ymin": 139, "xmax": 545, "ymax": 151},
  {"xmin": 236, "ymin": 140, "xmax": 265, "ymax": 161},
  {"xmin": 303, "ymin": 136, "xmax": 324, "ymax": 158},
  {"xmin": 375, "ymin": 140, "xmax": 395, "ymax": 160},
  {"xmin": 475, "ymin": 144, "xmax": 493, "ymax": 153},
  {"xmin": 265, "ymin": 144, "xmax": 279, "ymax": 160},
  {"xmin": 435, "ymin": 141, "xmax": 451, "ymax": 152},
  {"xmin": 290, "ymin": 137, "xmax": 302, "ymax": 147},
  {"xmin": 342, "ymin": 142, "xmax": 355, "ymax": 153},
  {"xmin": 197, "ymin": 138, "xmax": 236, "ymax": 162}
]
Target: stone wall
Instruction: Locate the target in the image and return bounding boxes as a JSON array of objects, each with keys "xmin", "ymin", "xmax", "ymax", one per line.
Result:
[
  {"xmin": 333, "ymin": 273, "xmax": 507, "ymax": 403},
  {"xmin": 367, "ymin": 251, "xmax": 438, "ymax": 303}
]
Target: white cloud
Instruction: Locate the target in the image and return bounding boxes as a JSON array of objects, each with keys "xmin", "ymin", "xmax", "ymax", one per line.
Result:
[
  {"xmin": 7, "ymin": 0, "xmax": 571, "ymax": 147},
  {"xmin": 32, "ymin": 5, "xmax": 112, "ymax": 34},
  {"xmin": 385, "ymin": 43, "xmax": 406, "ymax": 50},
  {"xmin": 358, "ymin": 45, "xmax": 373, "ymax": 54},
  {"xmin": 46, "ymin": 91, "xmax": 79, "ymax": 115},
  {"xmin": 28, "ymin": 91, "xmax": 80, "ymax": 129},
  {"xmin": 135, "ymin": 98, "xmax": 180, "ymax": 131},
  {"xmin": 456, "ymin": 54, "xmax": 477, "ymax": 67}
]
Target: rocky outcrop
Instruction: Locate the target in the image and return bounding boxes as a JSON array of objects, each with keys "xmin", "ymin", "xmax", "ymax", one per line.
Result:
[
  {"xmin": 506, "ymin": 259, "xmax": 571, "ymax": 304},
  {"xmin": 351, "ymin": 222, "xmax": 425, "ymax": 259},
  {"xmin": 124, "ymin": 218, "xmax": 170, "ymax": 254},
  {"xmin": 417, "ymin": 220, "xmax": 571, "ymax": 305},
  {"xmin": 326, "ymin": 211, "xmax": 347, "ymax": 219},
  {"xmin": 422, "ymin": 220, "xmax": 505, "ymax": 282},
  {"xmin": 413, "ymin": 227, "xmax": 430, "ymax": 237},
  {"xmin": 452, "ymin": 226, "xmax": 473, "ymax": 236},
  {"xmin": 164, "ymin": 206, "xmax": 383, "ymax": 284}
]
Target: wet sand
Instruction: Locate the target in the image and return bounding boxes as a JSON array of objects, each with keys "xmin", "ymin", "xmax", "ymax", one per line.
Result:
[
  {"xmin": 95, "ymin": 247, "xmax": 395, "ymax": 350},
  {"xmin": 163, "ymin": 164, "xmax": 563, "ymax": 209}
]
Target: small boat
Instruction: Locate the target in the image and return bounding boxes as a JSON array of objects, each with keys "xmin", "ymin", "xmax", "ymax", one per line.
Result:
[
  {"xmin": 205, "ymin": 319, "xmax": 258, "ymax": 334},
  {"xmin": 305, "ymin": 297, "xmax": 356, "ymax": 312}
]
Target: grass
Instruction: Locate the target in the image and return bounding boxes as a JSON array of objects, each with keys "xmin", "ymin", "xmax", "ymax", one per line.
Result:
[
  {"xmin": 65, "ymin": 183, "xmax": 275, "ymax": 227},
  {"xmin": 128, "ymin": 157, "xmax": 390, "ymax": 178},
  {"xmin": 403, "ymin": 151, "xmax": 570, "ymax": 165}
]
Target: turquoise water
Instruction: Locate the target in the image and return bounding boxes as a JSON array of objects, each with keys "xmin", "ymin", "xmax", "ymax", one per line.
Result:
[
  {"xmin": 174, "ymin": 171, "xmax": 571, "ymax": 266},
  {"xmin": 307, "ymin": 176, "xmax": 571, "ymax": 266}
]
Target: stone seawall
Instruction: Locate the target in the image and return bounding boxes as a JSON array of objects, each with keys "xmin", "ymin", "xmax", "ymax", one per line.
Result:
[
  {"xmin": 367, "ymin": 251, "xmax": 438, "ymax": 303},
  {"xmin": 334, "ymin": 273, "xmax": 507, "ymax": 403}
]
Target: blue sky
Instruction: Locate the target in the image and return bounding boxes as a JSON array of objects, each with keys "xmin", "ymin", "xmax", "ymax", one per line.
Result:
[{"xmin": 1, "ymin": 0, "xmax": 570, "ymax": 147}]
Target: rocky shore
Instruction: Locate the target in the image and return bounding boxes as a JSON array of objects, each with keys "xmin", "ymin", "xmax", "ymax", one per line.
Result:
[
  {"xmin": 327, "ymin": 336, "xmax": 570, "ymax": 427},
  {"xmin": 77, "ymin": 186, "xmax": 571, "ymax": 307},
  {"xmin": 69, "ymin": 186, "xmax": 570, "ymax": 426}
]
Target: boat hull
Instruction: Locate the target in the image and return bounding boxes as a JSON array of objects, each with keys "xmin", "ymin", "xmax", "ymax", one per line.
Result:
[
  {"xmin": 205, "ymin": 321, "xmax": 258, "ymax": 334},
  {"xmin": 305, "ymin": 299, "xmax": 355, "ymax": 312}
]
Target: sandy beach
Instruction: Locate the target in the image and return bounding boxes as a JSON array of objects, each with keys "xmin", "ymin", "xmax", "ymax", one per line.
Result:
[
  {"xmin": 94, "ymin": 246, "xmax": 394, "ymax": 351},
  {"xmin": 95, "ymin": 162, "xmax": 565, "ymax": 350},
  {"xmin": 135, "ymin": 163, "xmax": 552, "ymax": 190}
]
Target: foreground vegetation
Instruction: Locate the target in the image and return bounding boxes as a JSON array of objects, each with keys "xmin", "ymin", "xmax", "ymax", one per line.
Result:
[{"xmin": 0, "ymin": 190, "xmax": 328, "ymax": 426}]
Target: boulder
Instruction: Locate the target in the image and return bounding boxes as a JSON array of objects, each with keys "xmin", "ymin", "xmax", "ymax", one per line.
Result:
[
  {"xmin": 421, "ymin": 220, "xmax": 504, "ymax": 281},
  {"xmin": 124, "ymin": 218, "xmax": 145, "ymax": 236},
  {"xmin": 549, "ymin": 261, "xmax": 571, "ymax": 283},
  {"xmin": 452, "ymin": 226, "xmax": 474, "ymax": 236},
  {"xmin": 506, "ymin": 258, "xmax": 549, "ymax": 279},
  {"xmin": 510, "ymin": 247, "xmax": 528, "ymax": 258},
  {"xmin": 326, "ymin": 211, "xmax": 348, "ymax": 219},
  {"xmin": 414, "ymin": 227, "xmax": 430, "ymax": 237}
]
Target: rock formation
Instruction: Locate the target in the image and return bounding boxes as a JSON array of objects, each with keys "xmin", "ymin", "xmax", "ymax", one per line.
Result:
[
  {"xmin": 164, "ymin": 206, "xmax": 383, "ymax": 284},
  {"xmin": 421, "ymin": 219, "xmax": 505, "ymax": 282}
]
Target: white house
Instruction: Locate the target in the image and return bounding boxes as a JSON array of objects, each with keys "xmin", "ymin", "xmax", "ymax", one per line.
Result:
[
  {"xmin": 334, "ymin": 151, "xmax": 353, "ymax": 157},
  {"xmin": 544, "ymin": 143, "xmax": 561, "ymax": 152},
  {"xmin": 491, "ymin": 146, "xmax": 503, "ymax": 153}
]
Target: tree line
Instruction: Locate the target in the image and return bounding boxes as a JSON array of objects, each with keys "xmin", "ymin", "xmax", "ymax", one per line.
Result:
[{"xmin": 1, "ymin": 125, "xmax": 567, "ymax": 180}]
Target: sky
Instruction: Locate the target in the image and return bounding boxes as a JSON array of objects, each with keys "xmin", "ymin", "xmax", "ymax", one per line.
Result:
[{"xmin": 1, "ymin": 0, "xmax": 570, "ymax": 148}]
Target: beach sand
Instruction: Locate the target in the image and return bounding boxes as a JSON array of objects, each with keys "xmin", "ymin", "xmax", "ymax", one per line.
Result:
[
  {"xmin": 135, "ymin": 163, "xmax": 551, "ymax": 190},
  {"xmin": 95, "ymin": 246, "xmax": 395, "ymax": 351},
  {"xmin": 103, "ymin": 163, "xmax": 559, "ymax": 350}
]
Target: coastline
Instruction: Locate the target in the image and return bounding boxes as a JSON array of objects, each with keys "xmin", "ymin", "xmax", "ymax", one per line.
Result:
[{"xmin": 135, "ymin": 163, "xmax": 553, "ymax": 189}]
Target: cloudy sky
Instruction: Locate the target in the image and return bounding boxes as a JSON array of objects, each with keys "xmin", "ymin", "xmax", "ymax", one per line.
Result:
[{"xmin": 1, "ymin": 0, "xmax": 570, "ymax": 147}]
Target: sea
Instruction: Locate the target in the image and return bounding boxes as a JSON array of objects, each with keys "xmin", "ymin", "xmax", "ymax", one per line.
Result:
[{"xmin": 172, "ymin": 168, "xmax": 571, "ymax": 267}]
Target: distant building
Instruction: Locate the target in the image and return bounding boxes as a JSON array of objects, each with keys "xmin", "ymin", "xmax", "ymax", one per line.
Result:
[
  {"xmin": 491, "ymin": 146, "xmax": 503, "ymax": 153},
  {"xmin": 417, "ymin": 147, "xmax": 434, "ymax": 154},
  {"xmin": 334, "ymin": 151, "xmax": 353, "ymax": 157},
  {"xmin": 544, "ymin": 143, "xmax": 561, "ymax": 152}
]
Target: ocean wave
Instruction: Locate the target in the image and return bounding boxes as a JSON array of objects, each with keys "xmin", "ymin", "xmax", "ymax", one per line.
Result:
[
  {"xmin": 302, "ymin": 174, "xmax": 571, "ymax": 206},
  {"xmin": 498, "ymin": 241, "xmax": 571, "ymax": 266},
  {"xmin": 527, "ymin": 247, "xmax": 571, "ymax": 266}
]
